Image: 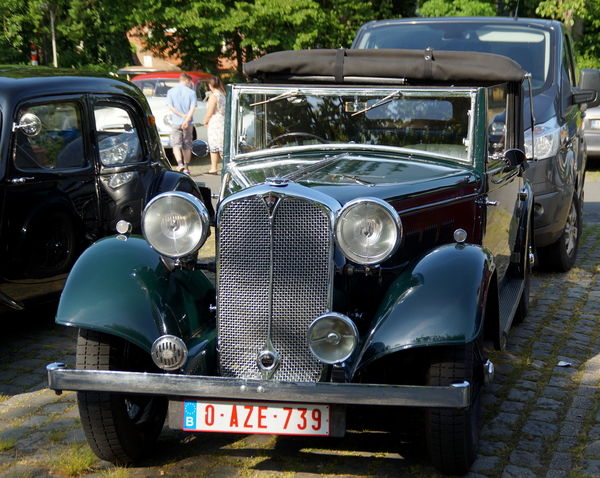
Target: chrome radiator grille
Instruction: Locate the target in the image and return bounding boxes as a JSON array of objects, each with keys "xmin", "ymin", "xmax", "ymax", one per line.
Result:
[{"xmin": 217, "ymin": 194, "xmax": 332, "ymax": 382}]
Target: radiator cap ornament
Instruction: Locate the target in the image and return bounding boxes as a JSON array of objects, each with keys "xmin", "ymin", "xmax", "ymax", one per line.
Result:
[{"xmin": 266, "ymin": 177, "xmax": 290, "ymax": 187}]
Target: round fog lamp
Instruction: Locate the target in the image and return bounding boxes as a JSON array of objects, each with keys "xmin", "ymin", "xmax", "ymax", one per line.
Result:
[
  {"xmin": 142, "ymin": 191, "xmax": 210, "ymax": 258},
  {"xmin": 307, "ymin": 313, "xmax": 358, "ymax": 364}
]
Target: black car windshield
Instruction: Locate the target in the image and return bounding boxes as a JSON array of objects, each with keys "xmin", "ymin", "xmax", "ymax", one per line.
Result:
[
  {"xmin": 233, "ymin": 86, "xmax": 475, "ymax": 162},
  {"xmin": 354, "ymin": 22, "xmax": 551, "ymax": 94}
]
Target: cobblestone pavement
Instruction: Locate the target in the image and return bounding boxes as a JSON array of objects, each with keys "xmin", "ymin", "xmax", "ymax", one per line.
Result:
[{"xmin": 2, "ymin": 183, "xmax": 600, "ymax": 478}]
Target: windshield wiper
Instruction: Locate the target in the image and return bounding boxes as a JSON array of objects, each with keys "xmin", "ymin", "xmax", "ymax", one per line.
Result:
[
  {"xmin": 250, "ymin": 89, "xmax": 302, "ymax": 107},
  {"xmin": 351, "ymin": 90, "xmax": 403, "ymax": 116},
  {"xmin": 328, "ymin": 173, "xmax": 373, "ymax": 185}
]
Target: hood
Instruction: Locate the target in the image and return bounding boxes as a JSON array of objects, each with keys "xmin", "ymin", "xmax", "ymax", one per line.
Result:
[{"xmin": 224, "ymin": 151, "xmax": 479, "ymax": 209}]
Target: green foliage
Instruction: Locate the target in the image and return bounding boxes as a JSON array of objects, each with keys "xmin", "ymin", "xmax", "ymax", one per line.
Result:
[
  {"xmin": 418, "ymin": 0, "xmax": 495, "ymax": 17},
  {"xmin": 129, "ymin": 0, "xmax": 415, "ymax": 76},
  {"xmin": 0, "ymin": 0, "xmax": 599, "ymax": 74},
  {"xmin": 0, "ymin": 0, "xmax": 39, "ymax": 64}
]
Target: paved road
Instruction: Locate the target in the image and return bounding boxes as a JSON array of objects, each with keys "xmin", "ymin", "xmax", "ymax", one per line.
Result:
[{"xmin": 1, "ymin": 164, "xmax": 600, "ymax": 477}]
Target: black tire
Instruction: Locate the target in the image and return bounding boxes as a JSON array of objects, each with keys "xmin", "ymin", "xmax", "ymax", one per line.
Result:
[
  {"xmin": 536, "ymin": 194, "xmax": 581, "ymax": 272},
  {"xmin": 425, "ymin": 339, "xmax": 483, "ymax": 475},
  {"xmin": 76, "ymin": 329, "xmax": 167, "ymax": 464},
  {"xmin": 25, "ymin": 211, "xmax": 77, "ymax": 278}
]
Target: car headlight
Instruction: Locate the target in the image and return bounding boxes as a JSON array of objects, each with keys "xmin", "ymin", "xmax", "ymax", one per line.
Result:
[
  {"xmin": 142, "ymin": 191, "xmax": 210, "ymax": 258},
  {"xmin": 334, "ymin": 198, "xmax": 402, "ymax": 265},
  {"xmin": 307, "ymin": 313, "xmax": 358, "ymax": 364},
  {"xmin": 164, "ymin": 113, "xmax": 173, "ymax": 126},
  {"xmin": 525, "ymin": 119, "xmax": 561, "ymax": 160},
  {"xmin": 98, "ymin": 134, "xmax": 140, "ymax": 165},
  {"xmin": 108, "ymin": 171, "xmax": 136, "ymax": 189}
]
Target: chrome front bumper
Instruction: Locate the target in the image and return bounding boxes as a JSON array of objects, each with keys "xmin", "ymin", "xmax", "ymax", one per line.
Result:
[{"xmin": 47, "ymin": 363, "xmax": 470, "ymax": 409}]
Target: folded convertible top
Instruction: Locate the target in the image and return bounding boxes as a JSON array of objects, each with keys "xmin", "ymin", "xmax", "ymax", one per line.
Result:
[{"xmin": 244, "ymin": 48, "xmax": 525, "ymax": 86}]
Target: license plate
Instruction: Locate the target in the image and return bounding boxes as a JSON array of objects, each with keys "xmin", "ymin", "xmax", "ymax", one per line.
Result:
[
  {"xmin": 592, "ymin": 119, "xmax": 600, "ymax": 130},
  {"xmin": 182, "ymin": 399, "xmax": 330, "ymax": 436}
]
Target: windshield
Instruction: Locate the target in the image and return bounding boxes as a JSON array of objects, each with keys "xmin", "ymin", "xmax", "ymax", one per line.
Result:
[
  {"xmin": 232, "ymin": 86, "xmax": 475, "ymax": 162},
  {"xmin": 132, "ymin": 78, "xmax": 179, "ymax": 97},
  {"xmin": 354, "ymin": 22, "xmax": 551, "ymax": 93}
]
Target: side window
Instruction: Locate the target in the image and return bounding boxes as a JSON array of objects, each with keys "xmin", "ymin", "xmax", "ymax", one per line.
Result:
[
  {"xmin": 562, "ymin": 34, "xmax": 577, "ymax": 87},
  {"xmin": 139, "ymin": 80, "xmax": 156, "ymax": 97},
  {"xmin": 94, "ymin": 103, "xmax": 143, "ymax": 166},
  {"xmin": 487, "ymin": 84, "xmax": 509, "ymax": 157},
  {"xmin": 14, "ymin": 102, "xmax": 86, "ymax": 171},
  {"xmin": 197, "ymin": 81, "xmax": 207, "ymax": 101}
]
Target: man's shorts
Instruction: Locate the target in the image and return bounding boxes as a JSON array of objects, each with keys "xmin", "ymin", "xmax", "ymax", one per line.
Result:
[{"xmin": 171, "ymin": 124, "xmax": 193, "ymax": 150}]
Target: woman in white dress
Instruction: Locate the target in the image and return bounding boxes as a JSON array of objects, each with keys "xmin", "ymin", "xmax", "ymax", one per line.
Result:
[{"xmin": 204, "ymin": 76, "xmax": 226, "ymax": 174}]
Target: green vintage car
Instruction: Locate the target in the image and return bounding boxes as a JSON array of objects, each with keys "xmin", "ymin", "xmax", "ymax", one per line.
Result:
[{"xmin": 48, "ymin": 49, "xmax": 534, "ymax": 475}]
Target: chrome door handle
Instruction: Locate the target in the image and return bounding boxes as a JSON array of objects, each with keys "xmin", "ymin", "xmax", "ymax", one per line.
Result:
[
  {"xmin": 477, "ymin": 197, "xmax": 498, "ymax": 207},
  {"xmin": 9, "ymin": 177, "xmax": 34, "ymax": 184}
]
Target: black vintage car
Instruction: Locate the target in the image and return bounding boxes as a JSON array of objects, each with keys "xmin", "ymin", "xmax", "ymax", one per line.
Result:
[
  {"xmin": 0, "ymin": 67, "xmax": 201, "ymax": 313},
  {"xmin": 352, "ymin": 17, "xmax": 600, "ymax": 271},
  {"xmin": 48, "ymin": 49, "xmax": 534, "ymax": 474}
]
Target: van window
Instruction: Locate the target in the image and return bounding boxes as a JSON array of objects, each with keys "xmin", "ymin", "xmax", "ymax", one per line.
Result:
[{"xmin": 354, "ymin": 22, "xmax": 552, "ymax": 93}]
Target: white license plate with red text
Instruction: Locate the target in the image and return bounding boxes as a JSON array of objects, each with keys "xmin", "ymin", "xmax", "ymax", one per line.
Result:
[{"xmin": 182, "ymin": 400, "xmax": 330, "ymax": 436}]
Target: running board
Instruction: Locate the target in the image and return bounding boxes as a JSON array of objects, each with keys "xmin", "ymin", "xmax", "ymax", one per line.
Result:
[{"xmin": 499, "ymin": 277, "xmax": 524, "ymax": 338}]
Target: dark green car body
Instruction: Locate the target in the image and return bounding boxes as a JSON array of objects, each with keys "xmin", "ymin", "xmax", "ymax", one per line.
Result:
[{"xmin": 49, "ymin": 49, "xmax": 534, "ymax": 475}]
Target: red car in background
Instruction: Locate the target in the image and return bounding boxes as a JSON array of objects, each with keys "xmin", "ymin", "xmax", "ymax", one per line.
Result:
[{"xmin": 131, "ymin": 72, "xmax": 212, "ymax": 158}]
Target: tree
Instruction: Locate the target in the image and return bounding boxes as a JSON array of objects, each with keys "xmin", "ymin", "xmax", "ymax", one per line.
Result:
[
  {"xmin": 0, "ymin": 0, "xmax": 134, "ymax": 71},
  {"xmin": 0, "ymin": 1, "xmax": 40, "ymax": 64},
  {"xmin": 418, "ymin": 0, "xmax": 495, "ymax": 17},
  {"xmin": 536, "ymin": 0, "xmax": 600, "ymax": 69},
  {"xmin": 130, "ymin": 0, "xmax": 417, "ymax": 78}
]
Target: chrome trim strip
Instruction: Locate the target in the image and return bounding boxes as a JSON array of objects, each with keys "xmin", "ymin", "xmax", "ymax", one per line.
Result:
[{"xmin": 47, "ymin": 363, "xmax": 470, "ymax": 409}]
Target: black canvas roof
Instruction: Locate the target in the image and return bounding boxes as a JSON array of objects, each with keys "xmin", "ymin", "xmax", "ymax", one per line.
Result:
[{"xmin": 244, "ymin": 48, "xmax": 525, "ymax": 86}]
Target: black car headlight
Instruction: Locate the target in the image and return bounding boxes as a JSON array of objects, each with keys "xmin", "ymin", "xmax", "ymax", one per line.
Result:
[
  {"xmin": 142, "ymin": 191, "xmax": 210, "ymax": 258},
  {"xmin": 334, "ymin": 198, "xmax": 402, "ymax": 265}
]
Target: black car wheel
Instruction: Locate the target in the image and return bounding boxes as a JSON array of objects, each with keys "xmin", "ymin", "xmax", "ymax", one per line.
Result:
[
  {"xmin": 425, "ymin": 339, "xmax": 483, "ymax": 475},
  {"xmin": 26, "ymin": 211, "xmax": 77, "ymax": 278},
  {"xmin": 76, "ymin": 329, "xmax": 167, "ymax": 464},
  {"xmin": 537, "ymin": 194, "xmax": 581, "ymax": 272}
]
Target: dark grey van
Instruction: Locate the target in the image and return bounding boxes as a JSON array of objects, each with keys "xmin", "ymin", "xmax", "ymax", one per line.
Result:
[{"xmin": 352, "ymin": 17, "xmax": 600, "ymax": 271}]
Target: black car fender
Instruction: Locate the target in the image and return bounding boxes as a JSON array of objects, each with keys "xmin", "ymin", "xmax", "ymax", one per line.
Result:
[{"xmin": 351, "ymin": 243, "xmax": 495, "ymax": 375}]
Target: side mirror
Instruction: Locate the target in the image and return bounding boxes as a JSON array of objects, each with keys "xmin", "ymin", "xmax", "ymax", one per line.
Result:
[
  {"xmin": 574, "ymin": 69, "xmax": 600, "ymax": 108},
  {"xmin": 15, "ymin": 113, "xmax": 42, "ymax": 136},
  {"xmin": 503, "ymin": 148, "xmax": 526, "ymax": 168},
  {"xmin": 191, "ymin": 139, "xmax": 209, "ymax": 157}
]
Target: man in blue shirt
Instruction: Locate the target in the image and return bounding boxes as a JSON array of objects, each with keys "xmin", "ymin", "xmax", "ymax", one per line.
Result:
[{"xmin": 166, "ymin": 72, "xmax": 197, "ymax": 174}]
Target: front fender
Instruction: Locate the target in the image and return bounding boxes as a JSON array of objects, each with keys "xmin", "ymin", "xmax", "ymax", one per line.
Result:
[
  {"xmin": 56, "ymin": 235, "xmax": 215, "ymax": 352},
  {"xmin": 353, "ymin": 243, "xmax": 494, "ymax": 374}
]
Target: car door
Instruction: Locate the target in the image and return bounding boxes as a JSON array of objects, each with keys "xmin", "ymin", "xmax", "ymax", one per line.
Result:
[
  {"xmin": 91, "ymin": 96, "xmax": 164, "ymax": 234},
  {"xmin": 482, "ymin": 84, "xmax": 524, "ymax": 283},
  {"xmin": 1, "ymin": 96, "xmax": 99, "ymax": 281}
]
